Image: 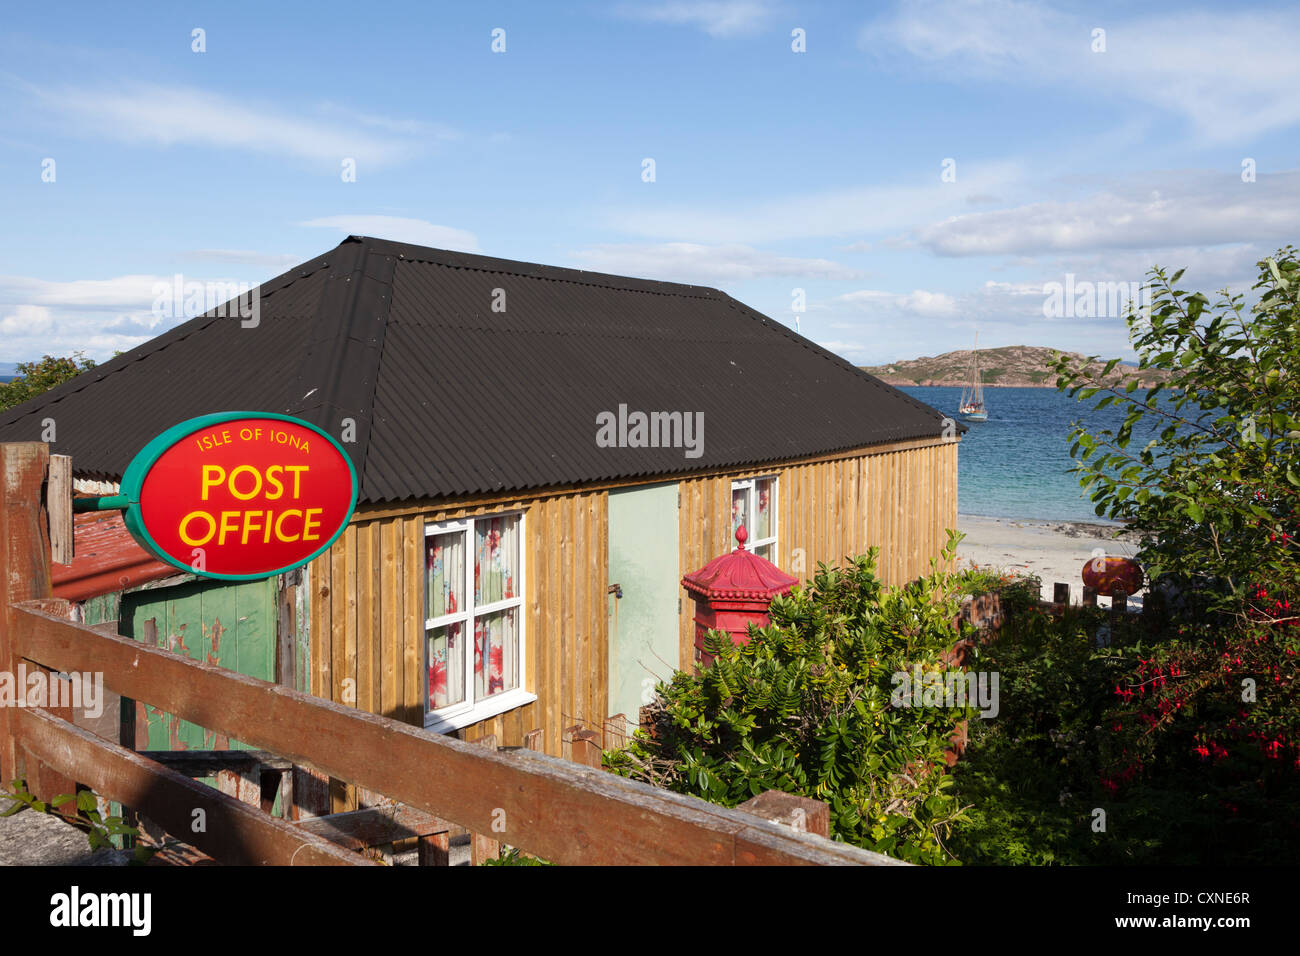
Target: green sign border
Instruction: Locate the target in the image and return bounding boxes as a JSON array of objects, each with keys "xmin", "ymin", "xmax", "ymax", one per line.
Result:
[{"xmin": 120, "ymin": 411, "xmax": 360, "ymax": 581}]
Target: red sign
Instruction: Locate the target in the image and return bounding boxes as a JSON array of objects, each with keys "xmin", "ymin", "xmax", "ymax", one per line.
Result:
[
  {"xmin": 1081, "ymin": 555, "xmax": 1144, "ymax": 597},
  {"xmin": 122, "ymin": 413, "xmax": 358, "ymax": 580}
]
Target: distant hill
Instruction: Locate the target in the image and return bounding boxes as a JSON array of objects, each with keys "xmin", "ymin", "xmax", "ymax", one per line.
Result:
[{"xmin": 861, "ymin": 345, "xmax": 1171, "ymax": 389}]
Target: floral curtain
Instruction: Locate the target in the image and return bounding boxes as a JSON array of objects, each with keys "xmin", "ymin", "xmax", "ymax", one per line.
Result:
[
  {"xmin": 426, "ymin": 515, "xmax": 521, "ymax": 713},
  {"xmin": 426, "ymin": 531, "xmax": 464, "ymax": 620},
  {"xmin": 428, "ymin": 621, "xmax": 464, "ymax": 710},
  {"xmin": 755, "ymin": 477, "xmax": 773, "ymax": 540},
  {"xmin": 474, "ymin": 609, "xmax": 517, "ymax": 699},
  {"xmin": 475, "ymin": 515, "xmax": 518, "ymax": 605}
]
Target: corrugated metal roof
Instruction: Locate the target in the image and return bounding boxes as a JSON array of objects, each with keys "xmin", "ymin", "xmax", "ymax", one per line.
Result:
[
  {"xmin": 0, "ymin": 236, "xmax": 956, "ymax": 504},
  {"xmin": 51, "ymin": 511, "xmax": 177, "ymax": 601}
]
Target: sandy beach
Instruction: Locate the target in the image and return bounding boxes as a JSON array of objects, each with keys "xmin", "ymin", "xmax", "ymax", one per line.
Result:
[{"xmin": 956, "ymin": 513, "xmax": 1144, "ymax": 606}]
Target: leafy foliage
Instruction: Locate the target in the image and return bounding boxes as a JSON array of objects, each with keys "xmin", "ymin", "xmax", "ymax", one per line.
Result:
[
  {"xmin": 1049, "ymin": 249, "xmax": 1300, "ymax": 606},
  {"xmin": 480, "ymin": 846, "xmax": 554, "ymax": 866},
  {"xmin": 949, "ymin": 250, "xmax": 1300, "ymax": 864},
  {"xmin": 0, "ymin": 352, "xmax": 97, "ymax": 412},
  {"xmin": 606, "ymin": 533, "xmax": 977, "ymax": 864},
  {"xmin": 1, "ymin": 778, "xmax": 156, "ymax": 863},
  {"xmin": 949, "ymin": 602, "xmax": 1300, "ymax": 864}
]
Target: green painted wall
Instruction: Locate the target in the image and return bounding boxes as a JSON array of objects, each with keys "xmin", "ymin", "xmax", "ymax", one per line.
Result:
[
  {"xmin": 120, "ymin": 577, "xmax": 277, "ymax": 753},
  {"xmin": 608, "ymin": 483, "xmax": 681, "ymax": 723}
]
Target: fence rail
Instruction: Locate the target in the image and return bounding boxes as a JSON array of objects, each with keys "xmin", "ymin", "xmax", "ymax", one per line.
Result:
[{"xmin": 0, "ymin": 441, "xmax": 895, "ymax": 866}]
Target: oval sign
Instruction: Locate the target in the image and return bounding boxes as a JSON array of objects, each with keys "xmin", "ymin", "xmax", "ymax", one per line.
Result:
[{"xmin": 121, "ymin": 412, "xmax": 359, "ymax": 580}]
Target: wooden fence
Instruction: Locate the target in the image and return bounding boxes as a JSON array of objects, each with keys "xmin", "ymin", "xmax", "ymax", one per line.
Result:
[{"xmin": 0, "ymin": 442, "xmax": 897, "ymax": 866}]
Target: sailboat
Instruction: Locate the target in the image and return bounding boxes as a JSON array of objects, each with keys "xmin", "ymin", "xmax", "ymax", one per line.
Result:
[{"xmin": 959, "ymin": 333, "xmax": 989, "ymax": 422}]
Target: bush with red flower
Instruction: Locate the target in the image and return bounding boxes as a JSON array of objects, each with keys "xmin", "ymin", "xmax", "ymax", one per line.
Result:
[{"xmin": 1031, "ymin": 248, "xmax": 1300, "ymax": 860}]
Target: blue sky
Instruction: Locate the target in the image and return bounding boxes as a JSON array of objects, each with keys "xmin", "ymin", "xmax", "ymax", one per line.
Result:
[{"xmin": 2, "ymin": 0, "xmax": 1299, "ymax": 368}]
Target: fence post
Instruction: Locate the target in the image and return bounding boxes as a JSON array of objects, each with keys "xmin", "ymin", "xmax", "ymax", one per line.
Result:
[
  {"xmin": 737, "ymin": 790, "xmax": 830, "ymax": 838},
  {"xmin": 0, "ymin": 443, "xmax": 55, "ymax": 786},
  {"xmin": 1053, "ymin": 582, "xmax": 1070, "ymax": 605},
  {"xmin": 570, "ymin": 729, "xmax": 603, "ymax": 769},
  {"xmin": 469, "ymin": 734, "xmax": 500, "ymax": 865},
  {"xmin": 1111, "ymin": 590, "xmax": 1128, "ymax": 624}
]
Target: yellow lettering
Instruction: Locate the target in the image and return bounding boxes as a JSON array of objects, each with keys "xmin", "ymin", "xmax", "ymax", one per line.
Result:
[
  {"xmin": 302, "ymin": 508, "xmax": 323, "ymax": 541},
  {"xmin": 241, "ymin": 510, "xmax": 264, "ymax": 544},
  {"xmin": 200, "ymin": 465, "xmax": 225, "ymax": 500},
  {"xmin": 178, "ymin": 511, "xmax": 216, "ymax": 546},
  {"xmin": 285, "ymin": 465, "xmax": 309, "ymax": 498},
  {"xmin": 218, "ymin": 510, "xmax": 240, "ymax": 545},
  {"xmin": 228, "ymin": 465, "xmax": 262, "ymax": 501},
  {"xmin": 274, "ymin": 509, "xmax": 303, "ymax": 542},
  {"xmin": 265, "ymin": 465, "xmax": 284, "ymax": 500}
]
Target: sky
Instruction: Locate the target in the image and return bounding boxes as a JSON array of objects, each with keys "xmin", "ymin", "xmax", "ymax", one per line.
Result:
[{"xmin": 2, "ymin": 0, "xmax": 1298, "ymax": 369}]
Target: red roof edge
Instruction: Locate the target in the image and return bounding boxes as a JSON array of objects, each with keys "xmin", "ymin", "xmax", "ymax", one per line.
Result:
[{"xmin": 52, "ymin": 511, "xmax": 178, "ymax": 603}]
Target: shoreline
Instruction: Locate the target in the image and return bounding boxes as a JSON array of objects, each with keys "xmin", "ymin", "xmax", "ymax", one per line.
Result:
[
  {"xmin": 885, "ymin": 381, "xmax": 1161, "ymax": 390},
  {"xmin": 955, "ymin": 512, "xmax": 1143, "ymax": 605},
  {"xmin": 958, "ymin": 511, "xmax": 1132, "ymax": 534}
]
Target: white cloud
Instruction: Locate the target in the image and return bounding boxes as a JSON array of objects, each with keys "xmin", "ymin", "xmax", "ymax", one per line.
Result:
[
  {"xmin": 0, "ymin": 271, "xmax": 262, "ymax": 363},
  {"xmin": 835, "ymin": 288, "xmax": 959, "ymax": 316},
  {"xmin": 571, "ymin": 242, "xmax": 865, "ymax": 283},
  {"xmin": 0, "ymin": 305, "xmax": 52, "ymax": 335},
  {"xmin": 1013, "ymin": 244, "xmax": 1270, "ymax": 293},
  {"xmin": 864, "ymin": 0, "xmax": 1300, "ymax": 142},
  {"xmin": 604, "ymin": 161, "xmax": 1024, "ymax": 243},
  {"xmin": 300, "ymin": 216, "xmax": 481, "ymax": 252},
  {"xmin": 980, "ymin": 280, "xmax": 1047, "ymax": 296},
  {"xmin": 915, "ymin": 172, "xmax": 1300, "ymax": 257},
  {"xmin": 0, "ymin": 275, "xmax": 167, "ymax": 310},
  {"xmin": 614, "ymin": 1, "xmax": 777, "ymax": 36},
  {"xmin": 27, "ymin": 81, "xmax": 430, "ymax": 167}
]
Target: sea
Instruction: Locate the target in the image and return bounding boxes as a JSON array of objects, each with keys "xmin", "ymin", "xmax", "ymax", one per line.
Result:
[{"xmin": 899, "ymin": 385, "xmax": 1161, "ymax": 525}]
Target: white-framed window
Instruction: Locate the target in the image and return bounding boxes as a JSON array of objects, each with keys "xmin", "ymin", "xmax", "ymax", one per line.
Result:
[
  {"xmin": 424, "ymin": 511, "xmax": 534, "ymax": 732},
  {"xmin": 730, "ymin": 475, "xmax": 778, "ymax": 564}
]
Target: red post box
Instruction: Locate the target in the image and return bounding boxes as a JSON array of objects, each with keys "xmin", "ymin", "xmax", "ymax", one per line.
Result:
[{"xmin": 681, "ymin": 525, "xmax": 799, "ymax": 667}]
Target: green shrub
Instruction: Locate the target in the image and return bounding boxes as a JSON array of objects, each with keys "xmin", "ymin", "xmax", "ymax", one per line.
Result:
[
  {"xmin": 1021, "ymin": 247, "xmax": 1300, "ymax": 862},
  {"xmin": 0, "ymin": 353, "xmax": 96, "ymax": 412},
  {"xmin": 949, "ymin": 602, "xmax": 1300, "ymax": 864},
  {"xmin": 606, "ymin": 533, "xmax": 976, "ymax": 865}
]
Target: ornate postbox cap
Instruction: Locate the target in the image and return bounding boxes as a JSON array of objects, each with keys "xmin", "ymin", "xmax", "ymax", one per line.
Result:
[{"xmin": 681, "ymin": 525, "xmax": 799, "ymax": 601}]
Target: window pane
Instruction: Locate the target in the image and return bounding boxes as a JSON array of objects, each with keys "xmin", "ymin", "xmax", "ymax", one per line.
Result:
[
  {"xmin": 475, "ymin": 515, "xmax": 519, "ymax": 605},
  {"xmin": 474, "ymin": 608, "xmax": 518, "ymax": 700},
  {"xmin": 426, "ymin": 531, "xmax": 464, "ymax": 620},
  {"xmin": 732, "ymin": 487, "xmax": 748, "ymax": 537},
  {"xmin": 755, "ymin": 542, "xmax": 774, "ymax": 563},
  {"xmin": 754, "ymin": 478, "xmax": 774, "ymax": 540},
  {"xmin": 428, "ymin": 621, "xmax": 466, "ymax": 710}
]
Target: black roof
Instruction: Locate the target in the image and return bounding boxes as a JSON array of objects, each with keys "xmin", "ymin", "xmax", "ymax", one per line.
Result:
[{"xmin": 0, "ymin": 236, "xmax": 956, "ymax": 504}]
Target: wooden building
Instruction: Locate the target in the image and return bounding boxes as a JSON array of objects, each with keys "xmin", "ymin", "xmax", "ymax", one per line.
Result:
[{"xmin": 0, "ymin": 236, "xmax": 960, "ymax": 761}]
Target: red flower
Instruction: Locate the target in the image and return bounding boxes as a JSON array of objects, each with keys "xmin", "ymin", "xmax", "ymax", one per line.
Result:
[{"xmin": 429, "ymin": 661, "xmax": 447, "ymax": 702}]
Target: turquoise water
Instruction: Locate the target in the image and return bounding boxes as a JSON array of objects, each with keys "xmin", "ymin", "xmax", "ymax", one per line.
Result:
[{"xmin": 900, "ymin": 386, "xmax": 1159, "ymax": 524}]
